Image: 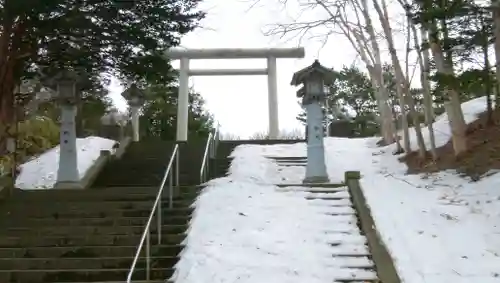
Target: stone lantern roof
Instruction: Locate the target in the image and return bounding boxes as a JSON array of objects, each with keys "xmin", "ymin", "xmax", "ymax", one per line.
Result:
[{"xmin": 290, "ymin": 60, "xmax": 335, "ymax": 87}]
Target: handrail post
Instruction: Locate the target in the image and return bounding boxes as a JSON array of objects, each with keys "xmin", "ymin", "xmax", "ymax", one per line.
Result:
[
  {"xmin": 146, "ymin": 228, "xmax": 151, "ymax": 281},
  {"xmin": 209, "ymin": 135, "xmax": 214, "ymax": 158},
  {"xmin": 213, "ymin": 128, "xmax": 219, "ymax": 157},
  {"xmin": 199, "ymin": 132, "xmax": 213, "ymax": 184},
  {"xmin": 157, "ymin": 196, "xmax": 162, "ymax": 245},
  {"xmin": 202, "ymin": 162, "xmax": 206, "ymax": 183},
  {"xmin": 207, "ymin": 142, "xmax": 211, "ymax": 180},
  {"xmin": 175, "ymin": 148, "xmax": 180, "ymax": 188},
  {"xmin": 169, "ymin": 164, "xmax": 173, "ymax": 209}
]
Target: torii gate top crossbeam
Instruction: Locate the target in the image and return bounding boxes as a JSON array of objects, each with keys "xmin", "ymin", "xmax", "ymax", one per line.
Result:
[{"xmin": 165, "ymin": 48, "xmax": 305, "ymax": 60}]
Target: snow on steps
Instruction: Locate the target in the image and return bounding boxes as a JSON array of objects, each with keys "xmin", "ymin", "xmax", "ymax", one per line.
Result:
[{"xmin": 276, "ymin": 185, "xmax": 379, "ymax": 282}]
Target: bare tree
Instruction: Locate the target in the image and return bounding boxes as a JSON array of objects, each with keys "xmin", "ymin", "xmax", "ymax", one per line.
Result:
[
  {"xmin": 262, "ymin": 0, "xmax": 396, "ymax": 145},
  {"xmin": 369, "ymin": 0, "xmax": 427, "ymax": 158},
  {"xmin": 417, "ymin": 4, "xmax": 468, "ymax": 156}
]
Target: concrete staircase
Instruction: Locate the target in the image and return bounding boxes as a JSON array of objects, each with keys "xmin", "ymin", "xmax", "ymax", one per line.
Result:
[
  {"xmin": 92, "ymin": 140, "xmax": 176, "ymax": 187},
  {"xmin": 92, "ymin": 139, "xmax": 208, "ymax": 187},
  {"xmin": 0, "ymin": 139, "xmax": 212, "ymax": 283}
]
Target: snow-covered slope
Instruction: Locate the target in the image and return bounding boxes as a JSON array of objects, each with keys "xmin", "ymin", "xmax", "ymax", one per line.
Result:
[
  {"xmin": 15, "ymin": 136, "xmax": 116, "ymax": 190},
  {"xmin": 175, "ymin": 96, "xmax": 500, "ymax": 283}
]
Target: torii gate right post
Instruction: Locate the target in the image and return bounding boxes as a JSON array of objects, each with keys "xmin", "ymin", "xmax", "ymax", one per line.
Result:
[{"xmin": 164, "ymin": 48, "xmax": 305, "ymax": 141}]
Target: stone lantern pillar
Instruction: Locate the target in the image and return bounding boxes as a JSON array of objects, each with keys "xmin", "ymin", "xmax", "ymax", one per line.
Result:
[
  {"xmin": 52, "ymin": 69, "xmax": 83, "ymax": 189},
  {"xmin": 121, "ymin": 84, "xmax": 145, "ymax": 142},
  {"xmin": 291, "ymin": 60, "xmax": 333, "ymax": 184}
]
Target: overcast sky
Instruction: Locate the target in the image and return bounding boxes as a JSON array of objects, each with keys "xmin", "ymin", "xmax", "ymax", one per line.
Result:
[{"xmin": 108, "ymin": 0, "xmax": 405, "ymax": 138}]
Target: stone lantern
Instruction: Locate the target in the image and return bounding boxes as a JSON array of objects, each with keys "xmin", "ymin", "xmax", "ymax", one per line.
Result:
[
  {"xmin": 291, "ymin": 60, "xmax": 334, "ymax": 184},
  {"xmin": 121, "ymin": 84, "xmax": 145, "ymax": 142},
  {"xmin": 52, "ymin": 69, "xmax": 83, "ymax": 189}
]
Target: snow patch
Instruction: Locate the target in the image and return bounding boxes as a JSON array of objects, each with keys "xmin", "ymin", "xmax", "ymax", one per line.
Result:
[{"xmin": 15, "ymin": 136, "xmax": 116, "ymax": 190}]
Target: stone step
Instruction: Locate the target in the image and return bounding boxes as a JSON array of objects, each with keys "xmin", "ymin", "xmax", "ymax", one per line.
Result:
[
  {"xmin": 12, "ymin": 186, "xmax": 201, "ymax": 197},
  {"xmin": 305, "ymin": 191, "xmax": 351, "ymax": 200},
  {"xmin": 0, "ymin": 267, "xmax": 172, "ymax": 282},
  {"xmin": 93, "ymin": 172, "xmax": 202, "ymax": 187},
  {"xmin": 94, "ymin": 180, "xmax": 199, "ymax": 187},
  {"xmin": 276, "ymin": 163, "xmax": 306, "ymax": 167},
  {"xmin": 266, "ymin": 155, "xmax": 307, "ymax": 160},
  {"xmin": 95, "ymin": 162, "xmax": 168, "ymax": 169},
  {"xmin": 0, "ymin": 244, "xmax": 182, "ymax": 258},
  {"xmin": 0, "ymin": 255, "xmax": 178, "ymax": 270},
  {"xmin": 67, "ymin": 281, "xmax": 165, "ymax": 283},
  {"xmin": 4, "ymin": 224, "xmax": 189, "ymax": 237},
  {"xmin": 91, "ymin": 177, "xmax": 164, "ymax": 188},
  {"xmin": 275, "ymin": 186, "xmax": 346, "ymax": 192},
  {"xmin": 9, "ymin": 193, "xmax": 199, "ymax": 202},
  {"xmin": 6, "ymin": 199, "xmax": 196, "ymax": 211},
  {"xmin": 4, "ymin": 207, "xmax": 194, "ymax": 219},
  {"xmin": 275, "ymin": 160, "xmax": 307, "ymax": 164},
  {"xmin": 166, "ymin": 272, "xmax": 377, "ymax": 283},
  {"xmin": 1, "ymin": 215, "xmax": 191, "ymax": 227},
  {"xmin": 273, "ymin": 159, "xmax": 308, "ymax": 163},
  {"xmin": 0, "ymin": 233, "xmax": 185, "ymax": 248},
  {"xmin": 89, "ymin": 186, "xmax": 203, "ymax": 192},
  {"xmin": 103, "ymin": 160, "xmax": 169, "ymax": 166},
  {"xmin": 64, "ymin": 281, "xmax": 165, "ymax": 283}
]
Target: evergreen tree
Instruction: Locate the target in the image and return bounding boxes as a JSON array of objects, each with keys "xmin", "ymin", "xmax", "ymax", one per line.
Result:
[
  {"xmin": 140, "ymin": 83, "xmax": 214, "ymax": 140},
  {"xmin": 0, "ymin": 0, "xmax": 204, "ymax": 148}
]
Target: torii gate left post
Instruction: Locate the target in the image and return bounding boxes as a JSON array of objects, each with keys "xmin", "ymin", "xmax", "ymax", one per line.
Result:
[{"xmin": 164, "ymin": 48, "xmax": 305, "ymax": 141}]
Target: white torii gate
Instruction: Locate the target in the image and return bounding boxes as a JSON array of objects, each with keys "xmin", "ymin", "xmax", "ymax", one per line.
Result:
[{"xmin": 164, "ymin": 47, "xmax": 305, "ymax": 141}]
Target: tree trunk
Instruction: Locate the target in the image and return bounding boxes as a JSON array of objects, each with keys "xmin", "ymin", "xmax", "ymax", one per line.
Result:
[
  {"xmin": 494, "ymin": 3, "xmax": 500, "ymax": 108},
  {"xmin": 345, "ymin": 33, "xmax": 394, "ymax": 144},
  {"xmin": 0, "ymin": 61, "xmax": 17, "ymax": 157},
  {"xmin": 365, "ymin": 68, "xmax": 394, "ymax": 144},
  {"xmin": 391, "ymin": 98, "xmax": 404, "ymax": 154},
  {"xmin": 0, "ymin": 18, "xmax": 28, "ymax": 157},
  {"xmin": 427, "ymin": 22, "xmax": 467, "ymax": 155},
  {"xmin": 396, "ymin": 82, "xmax": 411, "ymax": 153},
  {"xmin": 372, "ymin": 0, "xmax": 427, "ymax": 158},
  {"xmin": 482, "ymin": 22, "xmax": 493, "ymax": 125},
  {"xmin": 372, "ymin": 71, "xmax": 396, "ymax": 145},
  {"xmin": 415, "ymin": 26, "xmax": 438, "ymax": 160},
  {"xmin": 355, "ymin": 0, "xmax": 395, "ymax": 144}
]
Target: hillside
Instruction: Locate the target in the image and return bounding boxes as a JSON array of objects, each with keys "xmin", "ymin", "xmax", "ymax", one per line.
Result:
[{"xmin": 402, "ymin": 99, "xmax": 500, "ymax": 181}]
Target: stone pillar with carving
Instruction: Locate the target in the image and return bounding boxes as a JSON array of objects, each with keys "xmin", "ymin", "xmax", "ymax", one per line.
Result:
[
  {"xmin": 52, "ymin": 70, "xmax": 83, "ymax": 189},
  {"xmin": 291, "ymin": 60, "xmax": 334, "ymax": 184}
]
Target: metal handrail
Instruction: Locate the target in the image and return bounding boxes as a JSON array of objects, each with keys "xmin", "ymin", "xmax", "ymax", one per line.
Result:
[
  {"xmin": 200, "ymin": 125, "xmax": 220, "ymax": 183},
  {"xmin": 126, "ymin": 144, "xmax": 180, "ymax": 283},
  {"xmin": 200, "ymin": 132, "xmax": 213, "ymax": 183}
]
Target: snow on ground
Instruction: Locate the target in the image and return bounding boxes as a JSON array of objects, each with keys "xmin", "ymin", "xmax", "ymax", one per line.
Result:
[
  {"xmin": 175, "ymin": 180, "xmax": 377, "ymax": 283},
  {"xmin": 176, "ymin": 96, "xmax": 500, "ymax": 283},
  {"xmin": 15, "ymin": 136, "xmax": 116, "ymax": 190}
]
